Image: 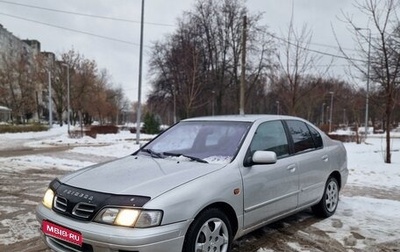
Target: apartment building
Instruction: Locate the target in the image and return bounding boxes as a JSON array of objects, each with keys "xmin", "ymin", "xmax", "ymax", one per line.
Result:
[{"xmin": 0, "ymin": 23, "xmax": 55, "ymax": 123}]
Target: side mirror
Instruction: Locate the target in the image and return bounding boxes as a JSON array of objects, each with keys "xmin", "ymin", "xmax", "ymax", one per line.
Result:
[{"xmin": 252, "ymin": 151, "xmax": 277, "ymax": 164}]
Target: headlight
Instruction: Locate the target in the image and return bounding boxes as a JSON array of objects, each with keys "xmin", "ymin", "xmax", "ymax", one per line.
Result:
[
  {"xmin": 115, "ymin": 209, "xmax": 140, "ymax": 226},
  {"xmin": 42, "ymin": 188, "xmax": 55, "ymax": 209},
  {"xmin": 95, "ymin": 208, "xmax": 162, "ymax": 228}
]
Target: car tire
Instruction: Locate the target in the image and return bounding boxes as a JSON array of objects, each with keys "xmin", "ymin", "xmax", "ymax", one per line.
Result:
[
  {"xmin": 312, "ymin": 176, "xmax": 339, "ymax": 217},
  {"xmin": 182, "ymin": 208, "xmax": 232, "ymax": 252}
]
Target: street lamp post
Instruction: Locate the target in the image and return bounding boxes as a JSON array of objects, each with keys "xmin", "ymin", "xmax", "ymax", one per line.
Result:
[
  {"xmin": 48, "ymin": 71, "xmax": 52, "ymax": 128},
  {"xmin": 136, "ymin": 0, "xmax": 145, "ymax": 144},
  {"xmin": 355, "ymin": 27, "xmax": 371, "ymax": 138},
  {"xmin": 276, "ymin": 101, "xmax": 280, "ymax": 115},
  {"xmin": 61, "ymin": 63, "xmax": 70, "ymax": 135},
  {"xmin": 321, "ymin": 103, "xmax": 326, "ymax": 125},
  {"xmin": 329, "ymin": 92, "xmax": 334, "ymax": 133},
  {"xmin": 326, "ymin": 106, "xmax": 329, "ymax": 124},
  {"xmin": 211, "ymin": 90, "xmax": 215, "ymax": 116},
  {"xmin": 173, "ymin": 88, "xmax": 176, "ymax": 123}
]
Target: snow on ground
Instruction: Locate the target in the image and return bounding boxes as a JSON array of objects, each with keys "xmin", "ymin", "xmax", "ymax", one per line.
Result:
[
  {"xmin": 315, "ymin": 134, "xmax": 400, "ymax": 250},
  {"xmin": 315, "ymin": 196, "xmax": 400, "ymax": 250},
  {"xmin": 345, "ymin": 137, "xmax": 400, "ymax": 189},
  {"xmin": 0, "ymin": 126, "xmax": 148, "ymax": 170},
  {"xmin": 1, "ymin": 126, "xmax": 400, "ymax": 250}
]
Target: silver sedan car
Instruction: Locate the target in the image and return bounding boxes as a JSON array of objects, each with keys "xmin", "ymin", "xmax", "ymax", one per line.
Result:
[{"xmin": 36, "ymin": 114, "xmax": 348, "ymax": 252}]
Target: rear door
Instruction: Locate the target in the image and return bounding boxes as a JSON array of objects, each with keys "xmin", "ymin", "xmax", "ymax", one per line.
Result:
[{"xmin": 284, "ymin": 120, "xmax": 328, "ymax": 206}]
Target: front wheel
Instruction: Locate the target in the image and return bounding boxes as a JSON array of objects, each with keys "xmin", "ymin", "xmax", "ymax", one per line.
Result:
[
  {"xmin": 183, "ymin": 208, "xmax": 232, "ymax": 252},
  {"xmin": 312, "ymin": 176, "xmax": 339, "ymax": 217}
]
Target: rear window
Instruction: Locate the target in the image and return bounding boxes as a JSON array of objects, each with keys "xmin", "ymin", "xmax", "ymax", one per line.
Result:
[
  {"xmin": 308, "ymin": 125, "xmax": 323, "ymax": 149},
  {"xmin": 286, "ymin": 120, "xmax": 317, "ymax": 153}
]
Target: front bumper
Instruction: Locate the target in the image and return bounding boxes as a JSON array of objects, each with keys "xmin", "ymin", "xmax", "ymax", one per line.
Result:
[{"xmin": 36, "ymin": 204, "xmax": 190, "ymax": 252}]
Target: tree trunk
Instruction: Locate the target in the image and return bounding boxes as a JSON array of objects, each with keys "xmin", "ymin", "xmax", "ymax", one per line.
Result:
[{"xmin": 385, "ymin": 96, "xmax": 392, "ymax": 163}]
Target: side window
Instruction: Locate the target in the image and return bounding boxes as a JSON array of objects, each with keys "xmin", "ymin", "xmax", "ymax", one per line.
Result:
[
  {"xmin": 308, "ymin": 125, "xmax": 323, "ymax": 148},
  {"xmin": 249, "ymin": 121, "xmax": 289, "ymax": 158},
  {"xmin": 286, "ymin": 120, "xmax": 316, "ymax": 153}
]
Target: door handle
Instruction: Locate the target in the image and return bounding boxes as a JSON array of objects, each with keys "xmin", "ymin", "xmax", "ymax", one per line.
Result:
[
  {"xmin": 286, "ymin": 164, "xmax": 296, "ymax": 173},
  {"xmin": 321, "ymin": 155, "xmax": 329, "ymax": 162}
]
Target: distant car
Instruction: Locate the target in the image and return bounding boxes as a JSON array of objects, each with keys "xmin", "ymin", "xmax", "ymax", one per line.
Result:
[{"xmin": 36, "ymin": 114, "xmax": 348, "ymax": 252}]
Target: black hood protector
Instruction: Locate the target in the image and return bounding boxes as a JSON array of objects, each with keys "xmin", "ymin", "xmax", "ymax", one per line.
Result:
[{"xmin": 50, "ymin": 179, "xmax": 151, "ymax": 221}]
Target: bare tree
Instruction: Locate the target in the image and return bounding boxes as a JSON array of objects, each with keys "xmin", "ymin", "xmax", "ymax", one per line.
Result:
[
  {"xmin": 50, "ymin": 50, "xmax": 124, "ymax": 127},
  {"xmin": 51, "ymin": 63, "xmax": 67, "ymax": 126},
  {"xmin": 276, "ymin": 9, "xmax": 331, "ymax": 116},
  {"xmin": 0, "ymin": 49, "xmax": 36, "ymax": 123},
  {"xmin": 341, "ymin": 0, "xmax": 400, "ymax": 163},
  {"xmin": 86, "ymin": 69, "xmax": 127, "ymax": 125},
  {"xmin": 148, "ymin": 0, "xmax": 275, "ymax": 120},
  {"xmin": 74, "ymin": 58, "xmax": 97, "ymax": 128},
  {"xmin": 150, "ymin": 21, "xmax": 205, "ymax": 119}
]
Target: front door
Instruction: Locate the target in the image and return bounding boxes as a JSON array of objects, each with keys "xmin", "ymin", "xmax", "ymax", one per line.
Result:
[{"xmin": 241, "ymin": 120, "xmax": 299, "ymax": 229}]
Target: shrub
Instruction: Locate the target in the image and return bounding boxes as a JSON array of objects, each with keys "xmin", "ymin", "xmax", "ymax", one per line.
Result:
[
  {"xmin": 0, "ymin": 124, "xmax": 49, "ymax": 133},
  {"xmin": 69, "ymin": 125, "xmax": 119, "ymax": 139},
  {"xmin": 90, "ymin": 125, "xmax": 119, "ymax": 134}
]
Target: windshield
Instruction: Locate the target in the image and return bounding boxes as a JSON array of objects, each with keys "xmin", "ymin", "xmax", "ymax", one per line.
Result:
[{"xmin": 141, "ymin": 121, "xmax": 251, "ymax": 164}]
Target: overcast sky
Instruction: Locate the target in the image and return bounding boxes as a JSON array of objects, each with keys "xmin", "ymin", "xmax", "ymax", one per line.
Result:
[{"xmin": 0, "ymin": 0, "xmax": 367, "ymax": 102}]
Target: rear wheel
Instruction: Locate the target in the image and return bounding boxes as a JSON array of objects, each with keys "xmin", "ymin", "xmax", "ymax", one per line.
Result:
[
  {"xmin": 312, "ymin": 176, "xmax": 339, "ymax": 217},
  {"xmin": 183, "ymin": 208, "xmax": 232, "ymax": 252}
]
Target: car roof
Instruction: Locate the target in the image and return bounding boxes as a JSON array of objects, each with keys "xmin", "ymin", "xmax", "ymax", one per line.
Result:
[{"xmin": 182, "ymin": 114, "xmax": 305, "ymax": 123}]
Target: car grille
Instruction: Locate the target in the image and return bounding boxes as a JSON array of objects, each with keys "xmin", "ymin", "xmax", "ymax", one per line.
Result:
[
  {"xmin": 54, "ymin": 195, "xmax": 96, "ymax": 220},
  {"xmin": 73, "ymin": 202, "xmax": 96, "ymax": 219},
  {"xmin": 54, "ymin": 195, "xmax": 68, "ymax": 212}
]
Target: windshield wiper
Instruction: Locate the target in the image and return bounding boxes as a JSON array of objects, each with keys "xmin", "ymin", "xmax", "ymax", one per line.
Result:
[
  {"xmin": 140, "ymin": 148, "xmax": 164, "ymax": 158},
  {"xmin": 163, "ymin": 152, "xmax": 208, "ymax": 163}
]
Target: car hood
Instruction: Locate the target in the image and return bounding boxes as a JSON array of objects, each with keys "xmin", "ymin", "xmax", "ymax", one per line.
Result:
[{"xmin": 60, "ymin": 155, "xmax": 225, "ymax": 198}]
